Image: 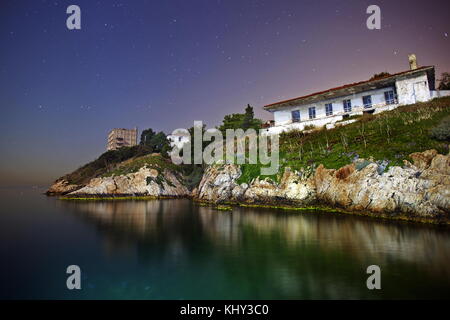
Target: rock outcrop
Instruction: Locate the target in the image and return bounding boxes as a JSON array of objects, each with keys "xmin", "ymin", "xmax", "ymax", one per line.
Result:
[
  {"xmin": 195, "ymin": 164, "xmax": 316, "ymax": 205},
  {"xmin": 314, "ymin": 152, "xmax": 449, "ymax": 218},
  {"xmin": 49, "ymin": 149, "xmax": 449, "ymax": 222},
  {"xmin": 195, "ymin": 150, "xmax": 450, "ymax": 221},
  {"xmin": 196, "ymin": 164, "xmax": 242, "ymax": 202},
  {"xmin": 46, "ymin": 179, "xmax": 81, "ymax": 195},
  {"xmin": 244, "ymin": 167, "xmax": 316, "ymax": 204},
  {"xmin": 68, "ymin": 166, "xmax": 189, "ymax": 197}
]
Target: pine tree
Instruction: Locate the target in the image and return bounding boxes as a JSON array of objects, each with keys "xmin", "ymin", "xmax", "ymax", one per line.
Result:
[
  {"xmin": 242, "ymin": 104, "xmax": 254, "ymax": 130},
  {"xmin": 438, "ymin": 72, "xmax": 450, "ymax": 90}
]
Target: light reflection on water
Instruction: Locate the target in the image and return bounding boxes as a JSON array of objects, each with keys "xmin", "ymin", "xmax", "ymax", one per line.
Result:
[
  {"xmin": 1, "ymin": 188, "xmax": 449, "ymax": 299},
  {"xmin": 59, "ymin": 198, "xmax": 450, "ymax": 299}
]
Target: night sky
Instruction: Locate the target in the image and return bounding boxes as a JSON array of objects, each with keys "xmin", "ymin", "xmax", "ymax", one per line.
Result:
[{"xmin": 1, "ymin": 0, "xmax": 449, "ymax": 186}]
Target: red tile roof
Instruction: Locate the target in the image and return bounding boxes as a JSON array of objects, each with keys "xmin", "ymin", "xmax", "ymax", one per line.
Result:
[{"xmin": 264, "ymin": 66, "xmax": 434, "ymax": 110}]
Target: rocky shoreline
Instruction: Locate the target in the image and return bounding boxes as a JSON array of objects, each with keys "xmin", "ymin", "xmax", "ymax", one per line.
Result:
[
  {"xmin": 47, "ymin": 149, "xmax": 450, "ymax": 224},
  {"xmin": 53, "ymin": 166, "xmax": 189, "ymax": 198},
  {"xmin": 194, "ymin": 149, "xmax": 449, "ymax": 223}
]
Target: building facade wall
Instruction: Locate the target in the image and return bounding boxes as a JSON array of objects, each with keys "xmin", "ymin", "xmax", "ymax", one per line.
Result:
[
  {"xmin": 431, "ymin": 90, "xmax": 450, "ymax": 98},
  {"xmin": 272, "ymin": 86, "xmax": 396, "ymax": 127},
  {"xmin": 265, "ymin": 70, "xmax": 437, "ymax": 136},
  {"xmin": 395, "ymin": 72, "xmax": 430, "ymax": 105},
  {"xmin": 107, "ymin": 128, "xmax": 138, "ymax": 151}
]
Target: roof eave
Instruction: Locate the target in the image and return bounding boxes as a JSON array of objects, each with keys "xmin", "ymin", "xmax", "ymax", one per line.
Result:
[{"xmin": 264, "ymin": 66, "xmax": 435, "ymax": 111}]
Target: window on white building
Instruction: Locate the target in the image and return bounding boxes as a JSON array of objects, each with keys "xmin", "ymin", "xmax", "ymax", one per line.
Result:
[
  {"xmin": 343, "ymin": 99, "xmax": 352, "ymax": 112},
  {"xmin": 308, "ymin": 107, "xmax": 316, "ymax": 119},
  {"xmin": 384, "ymin": 90, "xmax": 395, "ymax": 105},
  {"xmin": 325, "ymin": 103, "xmax": 333, "ymax": 116},
  {"xmin": 291, "ymin": 110, "xmax": 300, "ymax": 122},
  {"xmin": 363, "ymin": 95, "xmax": 372, "ymax": 108}
]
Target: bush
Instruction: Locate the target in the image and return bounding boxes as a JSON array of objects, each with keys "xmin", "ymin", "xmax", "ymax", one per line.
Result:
[
  {"xmin": 182, "ymin": 165, "xmax": 204, "ymax": 190},
  {"xmin": 280, "ymin": 129, "xmax": 305, "ymax": 141},
  {"xmin": 430, "ymin": 116, "xmax": 450, "ymax": 141},
  {"xmin": 63, "ymin": 145, "xmax": 153, "ymax": 184},
  {"xmin": 360, "ymin": 113, "xmax": 375, "ymax": 123}
]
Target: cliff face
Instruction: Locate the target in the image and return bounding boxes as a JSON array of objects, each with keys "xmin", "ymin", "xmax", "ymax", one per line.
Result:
[
  {"xmin": 314, "ymin": 149, "xmax": 449, "ymax": 218},
  {"xmin": 67, "ymin": 166, "xmax": 189, "ymax": 197},
  {"xmin": 195, "ymin": 150, "xmax": 450, "ymax": 221},
  {"xmin": 46, "ymin": 179, "xmax": 82, "ymax": 195},
  {"xmin": 47, "ymin": 154, "xmax": 190, "ymax": 198},
  {"xmin": 194, "ymin": 164, "xmax": 316, "ymax": 205},
  {"xmin": 48, "ymin": 149, "xmax": 449, "ymax": 221}
]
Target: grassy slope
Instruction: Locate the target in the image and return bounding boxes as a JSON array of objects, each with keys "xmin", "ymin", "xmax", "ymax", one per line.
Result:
[
  {"xmin": 102, "ymin": 154, "xmax": 182, "ymax": 177},
  {"xmin": 59, "ymin": 143, "xmax": 201, "ymax": 190},
  {"xmin": 62, "ymin": 145, "xmax": 154, "ymax": 185},
  {"xmin": 237, "ymin": 96, "xmax": 450, "ymax": 184}
]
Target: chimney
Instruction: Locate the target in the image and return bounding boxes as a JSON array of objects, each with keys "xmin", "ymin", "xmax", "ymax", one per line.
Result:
[{"xmin": 408, "ymin": 54, "xmax": 418, "ymax": 70}]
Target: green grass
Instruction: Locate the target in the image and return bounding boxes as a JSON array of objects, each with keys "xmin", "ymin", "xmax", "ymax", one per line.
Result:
[
  {"xmin": 237, "ymin": 163, "xmax": 278, "ymax": 185},
  {"xmin": 61, "ymin": 145, "xmax": 154, "ymax": 185},
  {"xmin": 102, "ymin": 154, "xmax": 182, "ymax": 177},
  {"xmin": 237, "ymin": 97, "xmax": 450, "ymax": 184},
  {"xmin": 193, "ymin": 199, "xmax": 449, "ymax": 224},
  {"xmin": 216, "ymin": 205, "xmax": 233, "ymax": 211}
]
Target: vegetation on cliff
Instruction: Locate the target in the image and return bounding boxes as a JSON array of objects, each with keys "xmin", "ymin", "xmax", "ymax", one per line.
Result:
[
  {"xmin": 53, "ymin": 98, "xmax": 450, "ymax": 200},
  {"xmin": 102, "ymin": 154, "xmax": 182, "ymax": 178},
  {"xmin": 438, "ymin": 72, "xmax": 450, "ymax": 90},
  {"xmin": 57, "ymin": 127, "xmax": 174, "ymax": 187},
  {"xmin": 218, "ymin": 104, "xmax": 262, "ymax": 134},
  {"xmin": 62, "ymin": 144, "xmax": 154, "ymax": 185},
  {"xmin": 238, "ymin": 96, "xmax": 450, "ymax": 184}
]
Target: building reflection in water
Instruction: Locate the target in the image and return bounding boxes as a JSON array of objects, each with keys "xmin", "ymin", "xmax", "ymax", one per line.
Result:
[
  {"xmin": 60, "ymin": 199, "xmax": 450, "ymax": 298},
  {"xmin": 60, "ymin": 199, "xmax": 450, "ymax": 275}
]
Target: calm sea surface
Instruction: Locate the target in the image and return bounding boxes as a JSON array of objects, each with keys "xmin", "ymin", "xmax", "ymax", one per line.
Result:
[{"xmin": 1, "ymin": 187, "xmax": 449, "ymax": 299}]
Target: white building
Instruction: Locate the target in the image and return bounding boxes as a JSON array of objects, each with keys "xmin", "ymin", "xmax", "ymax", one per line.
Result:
[
  {"xmin": 263, "ymin": 55, "xmax": 449, "ymax": 135},
  {"xmin": 168, "ymin": 131, "xmax": 190, "ymax": 150}
]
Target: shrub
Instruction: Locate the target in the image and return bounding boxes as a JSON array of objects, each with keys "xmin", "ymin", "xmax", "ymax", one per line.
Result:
[
  {"xmin": 280, "ymin": 129, "xmax": 305, "ymax": 141},
  {"xmin": 182, "ymin": 165, "xmax": 204, "ymax": 190},
  {"xmin": 64, "ymin": 145, "xmax": 153, "ymax": 184},
  {"xmin": 430, "ymin": 116, "xmax": 450, "ymax": 141},
  {"xmin": 304, "ymin": 124, "xmax": 316, "ymax": 130},
  {"xmin": 360, "ymin": 113, "xmax": 375, "ymax": 123}
]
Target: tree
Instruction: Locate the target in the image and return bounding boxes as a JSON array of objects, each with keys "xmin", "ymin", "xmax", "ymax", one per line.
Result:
[
  {"xmin": 218, "ymin": 104, "xmax": 262, "ymax": 134},
  {"xmin": 140, "ymin": 128, "xmax": 170, "ymax": 156},
  {"xmin": 218, "ymin": 113, "xmax": 245, "ymax": 133},
  {"xmin": 150, "ymin": 132, "xmax": 169, "ymax": 154},
  {"xmin": 140, "ymin": 128, "xmax": 155, "ymax": 146},
  {"xmin": 242, "ymin": 104, "xmax": 255, "ymax": 130},
  {"xmin": 370, "ymin": 72, "xmax": 391, "ymax": 81},
  {"xmin": 438, "ymin": 72, "xmax": 450, "ymax": 90}
]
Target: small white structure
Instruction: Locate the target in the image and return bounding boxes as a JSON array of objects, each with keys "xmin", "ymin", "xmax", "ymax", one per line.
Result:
[
  {"xmin": 263, "ymin": 55, "xmax": 443, "ymax": 135},
  {"xmin": 168, "ymin": 131, "xmax": 190, "ymax": 149}
]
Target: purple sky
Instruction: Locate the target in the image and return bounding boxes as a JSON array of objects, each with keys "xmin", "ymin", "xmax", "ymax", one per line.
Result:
[{"xmin": 0, "ymin": 0, "xmax": 449, "ymax": 186}]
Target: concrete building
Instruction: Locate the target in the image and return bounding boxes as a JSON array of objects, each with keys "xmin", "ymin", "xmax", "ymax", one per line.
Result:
[
  {"xmin": 107, "ymin": 128, "xmax": 138, "ymax": 151},
  {"xmin": 262, "ymin": 55, "xmax": 449, "ymax": 135}
]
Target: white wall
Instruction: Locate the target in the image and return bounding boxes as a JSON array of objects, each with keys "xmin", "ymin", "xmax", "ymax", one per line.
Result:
[
  {"xmin": 431, "ymin": 90, "xmax": 450, "ymax": 98},
  {"xmin": 272, "ymin": 86, "xmax": 396, "ymax": 126},
  {"xmin": 395, "ymin": 73, "xmax": 430, "ymax": 105}
]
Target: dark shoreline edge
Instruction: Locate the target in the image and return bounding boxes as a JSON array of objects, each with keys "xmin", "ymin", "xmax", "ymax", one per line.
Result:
[{"xmin": 56, "ymin": 193, "xmax": 450, "ymax": 226}]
